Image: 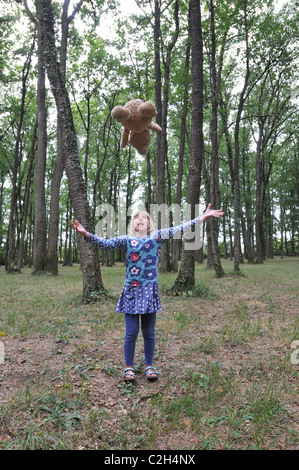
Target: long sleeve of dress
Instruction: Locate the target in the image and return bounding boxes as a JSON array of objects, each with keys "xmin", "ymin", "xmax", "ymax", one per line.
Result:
[
  {"xmin": 155, "ymin": 216, "xmax": 202, "ymax": 242},
  {"xmin": 85, "ymin": 234, "xmax": 127, "ymax": 251}
]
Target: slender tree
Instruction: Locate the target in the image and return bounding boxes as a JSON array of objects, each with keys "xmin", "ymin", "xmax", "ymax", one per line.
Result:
[
  {"xmin": 207, "ymin": 0, "xmax": 225, "ymax": 277},
  {"xmin": 17, "ymin": 122, "xmax": 37, "ymax": 271},
  {"xmin": 32, "ymin": 0, "xmax": 47, "ymax": 274},
  {"xmin": 7, "ymin": 42, "xmax": 34, "ymax": 273},
  {"xmin": 170, "ymin": 0, "xmax": 204, "ymax": 292},
  {"xmin": 159, "ymin": 0, "xmax": 179, "ymax": 272},
  {"xmin": 40, "ymin": 0, "xmax": 103, "ymax": 301},
  {"xmin": 172, "ymin": 7, "xmax": 192, "ymax": 271},
  {"xmin": 46, "ymin": 0, "xmax": 84, "ymax": 275}
]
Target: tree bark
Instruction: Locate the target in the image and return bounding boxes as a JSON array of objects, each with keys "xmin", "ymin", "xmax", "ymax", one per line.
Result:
[
  {"xmin": 7, "ymin": 44, "xmax": 34, "ymax": 273},
  {"xmin": 153, "ymin": 0, "xmax": 167, "ymax": 271},
  {"xmin": 255, "ymin": 127, "xmax": 264, "ymax": 264},
  {"xmin": 242, "ymin": 143, "xmax": 255, "ymax": 263},
  {"xmin": 172, "ymin": 15, "xmax": 191, "ymax": 271},
  {"xmin": 33, "ymin": 0, "xmax": 47, "ymax": 274},
  {"xmin": 40, "ymin": 0, "xmax": 103, "ymax": 301},
  {"xmin": 159, "ymin": 0, "xmax": 179, "ymax": 272},
  {"xmin": 46, "ymin": 0, "xmax": 83, "ymax": 275},
  {"xmin": 233, "ymin": 0, "xmax": 250, "ymax": 272},
  {"xmin": 208, "ymin": 0, "xmax": 225, "ymax": 278},
  {"xmin": 154, "ymin": 0, "xmax": 163, "ymax": 210},
  {"xmin": 17, "ymin": 122, "xmax": 37, "ymax": 271},
  {"xmin": 170, "ymin": 0, "xmax": 204, "ymax": 293}
]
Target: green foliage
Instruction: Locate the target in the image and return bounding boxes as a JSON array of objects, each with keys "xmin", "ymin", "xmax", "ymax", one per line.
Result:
[{"xmin": 0, "ymin": 0, "xmax": 298, "ymax": 272}]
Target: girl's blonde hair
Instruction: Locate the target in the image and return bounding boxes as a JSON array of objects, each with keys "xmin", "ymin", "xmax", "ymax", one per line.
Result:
[{"xmin": 128, "ymin": 210, "xmax": 156, "ymax": 236}]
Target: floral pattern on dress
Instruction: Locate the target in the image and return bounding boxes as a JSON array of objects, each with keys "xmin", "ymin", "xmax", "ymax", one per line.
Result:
[
  {"xmin": 144, "ymin": 254, "xmax": 156, "ymax": 267},
  {"xmin": 142, "ymin": 268, "xmax": 156, "ymax": 281},
  {"xmin": 144, "ymin": 240, "xmax": 154, "ymax": 252},
  {"xmin": 86, "ymin": 217, "xmax": 202, "ymax": 314},
  {"xmin": 130, "ymin": 266, "xmax": 140, "ymax": 276}
]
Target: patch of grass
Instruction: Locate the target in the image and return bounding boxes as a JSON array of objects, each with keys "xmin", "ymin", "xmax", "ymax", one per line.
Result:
[
  {"xmin": 188, "ymin": 281, "xmax": 215, "ymax": 299},
  {"xmin": 165, "ymin": 281, "xmax": 214, "ymax": 299},
  {"xmin": 0, "ymin": 258, "xmax": 298, "ymax": 450},
  {"xmin": 0, "ymin": 383, "xmax": 86, "ymax": 449},
  {"xmin": 0, "ymin": 266, "xmax": 120, "ymax": 338},
  {"xmin": 220, "ymin": 311, "xmax": 263, "ymax": 347},
  {"xmin": 188, "ymin": 336, "xmax": 217, "ymax": 355}
]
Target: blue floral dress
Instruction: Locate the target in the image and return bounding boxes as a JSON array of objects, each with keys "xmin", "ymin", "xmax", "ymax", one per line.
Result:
[{"xmin": 86, "ymin": 217, "xmax": 201, "ymax": 314}]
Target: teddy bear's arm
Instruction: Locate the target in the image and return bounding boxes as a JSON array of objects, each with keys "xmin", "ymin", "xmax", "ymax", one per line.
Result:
[
  {"xmin": 139, "ymin": 100, "xmax": 157, "ymax": 117},
  {"xmin": 148, "ymin": 122, "xmax": 162, "ymax": 133},
  {"xmin": 111, "ymin": 106, "xmax": 131, "ymax": 122},
  {"xmin": 120, "ymin": 127, "xmax": 130, "ymax": 148}
]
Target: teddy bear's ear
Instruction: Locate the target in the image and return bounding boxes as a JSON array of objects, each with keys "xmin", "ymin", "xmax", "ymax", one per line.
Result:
[{"xmin": 111, "ymin": 106, "xmax": 131, "ymax": 122}]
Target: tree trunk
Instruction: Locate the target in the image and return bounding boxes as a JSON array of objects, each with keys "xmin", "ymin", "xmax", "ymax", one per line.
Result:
[
  {"xmin": 17, "ymin": 122, "xmax": 37, "ymax": 271},
  {"xmin": 172, "ymin": 6, "xmax": 191, "ymax": 272},
  {"xmin": 46, "ymin": 0, "xmax": 83, "ymax": 275},
  {"xmin": 154, "ymin": 0, "xmax": 163, "ymax": 210},
  {"xmin": 40, "ymin": 0, "xmax": 103, "ymax": 301},
  {"xmin": 255, "ymin": 128, "xmax": 263, "ymax": 264},
  {"xmin": 208, "ymin": 0, "xmax": 224, "ymax": 278},
  {"xmin": 153, "ymin": 0, "xmax": 167, "ymax": 273},
  {"xmin": 233, "ymin": 0, "xmax": 250, "ymax": 272},
  {"xmin": 7, "ymin": 45, "xmax": 33, "ymax": 273},
  {"xmin": 159, "ymin": 0, "xmax": 179, "ymax": 272},
  {"xmin": 242, "ymin": 145, "xmax": 255, "ymax": 263},
  {"xmin": 0, "ymin": 172, "xmax": 4, "ymax": 254},
  {"xmin": 202, "ymin": 152, "xmax": 213, "ymax": 269},
  {"xmin": 33, "ymin": 0, "xmax": 47, "ymax": 274},
  {"xmin": 46, "ymin": 126, "xmax": 65, "ymax": 274},
  {"xmin": 146, "ymin": 148, "xmax": 152, "ymax": 213},
  {"xmin": 170, "ymin": 0, "xmax": 204, "ymax": 293}
]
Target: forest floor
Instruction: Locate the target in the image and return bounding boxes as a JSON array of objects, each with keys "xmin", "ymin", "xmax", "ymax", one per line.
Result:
[{"xmin": 0, "ymin": 257, "xmax": 298, "ymax": 451}]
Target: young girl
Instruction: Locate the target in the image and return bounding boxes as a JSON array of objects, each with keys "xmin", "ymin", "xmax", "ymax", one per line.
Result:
[{"xmin": 70, "ymin": 203, "xmax": 223, "ymax": 382}]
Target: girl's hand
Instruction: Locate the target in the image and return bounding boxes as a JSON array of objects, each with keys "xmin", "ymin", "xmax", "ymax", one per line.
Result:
[
  {"xmin": 70, "ymin": 219, "xmax": 89, "ymax": 238},
  {"xmin": 202, "ymin": 203, "xmax": 224, "ymax": 222}
]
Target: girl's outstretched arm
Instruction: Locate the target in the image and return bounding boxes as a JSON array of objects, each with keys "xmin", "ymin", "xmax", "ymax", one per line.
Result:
[
  {"xmin": 156, "ymin": 203, "xmax": 224, "ymax": 241},
  {"xmin": 70, "ymin": 219, "xmax": 127, "ymax": 251}
]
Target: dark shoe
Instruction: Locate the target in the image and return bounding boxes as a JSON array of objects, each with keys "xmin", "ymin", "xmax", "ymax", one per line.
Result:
[
  {"xmin": 122, "ymin": 367, "xmax": 136, "ymax": 382},
  {"xmin": 145, "ymin": 366, "xmax": 159, "ymax": 382}
]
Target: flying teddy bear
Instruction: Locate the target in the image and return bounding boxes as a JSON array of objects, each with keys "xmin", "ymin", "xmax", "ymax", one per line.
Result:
[{"xmin": 111, "ymin": 95, "xmax": 162, "ymax": 155}]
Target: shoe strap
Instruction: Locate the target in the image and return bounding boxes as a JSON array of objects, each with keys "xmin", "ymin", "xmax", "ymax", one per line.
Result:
[{"xmin": 145, "ymin": 366, "xmax": 159, "ymax": 375}]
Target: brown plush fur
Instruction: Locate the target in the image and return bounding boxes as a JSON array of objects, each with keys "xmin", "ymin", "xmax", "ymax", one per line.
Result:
[{"xmin": 111, "ymin": 96, "xmax": 162, "ymax": 155}]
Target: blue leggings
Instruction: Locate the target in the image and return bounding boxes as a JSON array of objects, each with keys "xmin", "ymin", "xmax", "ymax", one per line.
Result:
[{"xmin": 124, "ymin": 312, "xmax": 156, "ymax": 366}]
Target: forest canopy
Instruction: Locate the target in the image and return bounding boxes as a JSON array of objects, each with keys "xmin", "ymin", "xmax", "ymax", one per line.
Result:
[{"xmin": 0, "ymin": 0, "xmax": 298, "ymax": 300}]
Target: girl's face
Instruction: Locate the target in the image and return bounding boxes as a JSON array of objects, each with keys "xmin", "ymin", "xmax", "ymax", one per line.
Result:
[{"xmin": 133, "ymin": 212, "xmax": 150, "ymax": 236}]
